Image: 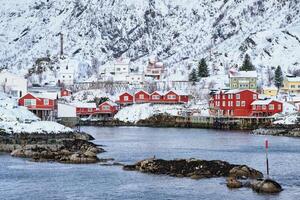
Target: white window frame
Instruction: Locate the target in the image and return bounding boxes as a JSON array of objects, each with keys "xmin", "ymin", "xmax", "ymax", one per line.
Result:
[
  {"xmin": 44, "ymin": 99, "xmax": 49, "ymax": 105},
  {"xmin": 139, "ymin": 94, "xmax": 144, "ymax": 99},
  {"xmin": 236, "ymin": 94, "xmax": 240, "ymax": 99},
  {"xmin": 124, "ymin": 96, "xmax": 129, "ymax": 101},
  {"xmin": 269, "ymin": 104, "xmax": 274, "ymax": 110},
  {"xmin": 241, "ymin": 101, "xmax": 246, "ymax": 107},
  {"xmin": 236, "ymin": 101, "xmax": 240, "ymax": 107},
  {"xmin": 167, "ymin": 95, "xmax": 176, "ymax": 100},
  {"xmin": 102, "ymin": 105, "xmax": 110, "ymax": 111},
  {"xmin": 253, "ymin": 94, "xmax": 257, "ymax": 100}
]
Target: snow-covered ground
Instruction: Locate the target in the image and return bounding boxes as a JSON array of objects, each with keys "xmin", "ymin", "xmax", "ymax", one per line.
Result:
[
  {"xmin": 273, "ymin": 114, "xmax": 299, "ymax": 125},
  {"xmin": 0, "ymin": 92, "xmax": 72, "ymax": 134},
  {"xmin": 114, "ymin": 103, "xmax": 184, "ymax": 123}
]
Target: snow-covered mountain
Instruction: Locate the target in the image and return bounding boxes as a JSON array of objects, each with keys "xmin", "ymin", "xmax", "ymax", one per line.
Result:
[{"xmin": 0, "ymin": 0, "xmax": 299, "ymax": 82}]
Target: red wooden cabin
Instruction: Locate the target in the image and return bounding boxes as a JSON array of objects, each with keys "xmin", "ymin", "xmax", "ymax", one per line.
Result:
[
  {"xmin": 163, "ymin": 90, "xmax": 189, "ymax": 104},
  {"xmin": 97, "ymin": 101, "xmax": 118, "ymax": 114},
  {"xmin": 210, "ymin": 89, "xmax": 258, "ymax": 117},
  {"xmin": 18, "ymin": 93, "xmax": 56, "ymax": 120},
  {"xmin": 72, "ymin": 102, "xmax": 97, "ymax": 117},
  {"xmin": 251, "ymin": 100, "xmax": 283, "ymax": 117},
  {"xmin": 61, "ymin": 88, "xmax": 72, "ymax": 97},
  {"xmin": 134, "ymin": 90, "xmax": 150, "ymax": 103},
  {"xmin": 117, "ymin": 92, "xmax": 134, "ymax": 105}
]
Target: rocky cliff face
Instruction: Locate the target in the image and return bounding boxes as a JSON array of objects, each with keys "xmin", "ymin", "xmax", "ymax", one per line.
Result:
[{"xmin": 0, "ymin": 0, "xmax": 299, "ymax": 80}]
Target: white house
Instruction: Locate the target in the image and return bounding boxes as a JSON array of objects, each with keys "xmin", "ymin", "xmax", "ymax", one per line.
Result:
[
  {"xmin": 126, "ymin": 73, "xmax": 145, "ymax": 84},
  {"xmin": 114, "ymin": 58, "xmax": 130, "ymax": 75},
  {"xmin": 58, "ymin": 59, "xmax": 75, "ymax": 85},
  {"xmin": 0, "ymin": 71, "xmax": 27, "ymax": 97},
  {"xmin": 145, "ymin": 57, "xmax": 164, "ymax": 80}
]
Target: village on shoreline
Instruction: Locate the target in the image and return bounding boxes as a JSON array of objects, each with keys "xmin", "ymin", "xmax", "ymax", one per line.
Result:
[{"xmin": 0, "ymin": 55, "xmax": 299, "ymax": 132}]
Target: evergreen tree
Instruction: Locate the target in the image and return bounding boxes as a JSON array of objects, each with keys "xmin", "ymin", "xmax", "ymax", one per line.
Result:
[
  {"xmin": 239, "ymin": 54, "xmax": 255, "ymax": 71},
  {"xmin": 189, "ymin": 68, "xmax": 198, "ymax": 84},
  {"xmin": 197, "ymin": 58, "xmax": 209, "ymax": 77},
  {"xmin": 274, "ymin": 66, "xmax": 283, "ymax": 89}
]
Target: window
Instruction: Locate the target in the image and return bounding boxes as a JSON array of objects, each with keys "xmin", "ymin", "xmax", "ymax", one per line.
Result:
[
  {"xmin": 241, "ymin": 101, "xmax": 245, "ymax": 107},
  {"xmin": 88, "ymin": 108, "xmax": 93, "ymax": 112},
  {"xmin": 278, "ymin": 104, "xmax": 282, "ymax": 110},
  {"xmin": 222, "ymin": 101, "xmax": 225, "ymax": 107},
  {"xmin": 44, "ymin": 99, "xmax": 49, "ymax": 105},
  {"xmin": 253, "ymin": 105, "xmax": 256, "ymax": 110},
  {"xmin": 167, "ymin": 95, "xmax": 176, "ymax": 100},
  {"xmin": 291, "ymin": 85, "xmax": 295, "ymax": 88},
  {"xmin": 63, "ymin": 75, "xmax": 65, "ymax": 78},
  {"xmin": 236, "ymin": 94, "xmax": 240, "ymax": 99},
  {"xmin": 236, "ymin": 101, "xmax": 240, "ymax": 107},
  {"xmin": 117, "ymin": 68, "xmax": 121, "ymax": 71},
  {"xmin": 24, "ymin": 99, "xmax": 36, "ymax": 106},
  {"xmin": 253, "ymin": 94, "xmax": 257, "ymax": 100},
  {"xmin": 124, "ymin": 96, "xmax": 129, "ymax": 101},
  {"xmin": 262, "ymin": 105, "xmax": 266, "ymax": 110},
  {"xmin": 102, "ymin": 105, "xmax": 110, "ymax": 110},
  {"xmin": 139, "ymin": 94, "xmax": 144, "ymax": 99},
  {"xmin": 269, "ymin": 104, "xmax": 274, "ymax": 110},
  {"xmin": 152, "ymin": 95, "xmax": 160, "ymax": 100},
  {"xmin": 228, "ymin": 101, "xmax": 231, "ymax": 107}
]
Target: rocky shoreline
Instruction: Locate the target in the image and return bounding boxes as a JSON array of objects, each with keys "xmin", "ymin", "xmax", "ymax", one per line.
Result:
[
  {"xmin": 252, "ymin": 127, "xmax": 300, "ymax": 137},
  {"xmin": 124, "ymin": 158, "xmax": 282, "ymax": 193},
  {"xmin": 0, "ymin": 131, "xmax": 105, "ymax": 164}
]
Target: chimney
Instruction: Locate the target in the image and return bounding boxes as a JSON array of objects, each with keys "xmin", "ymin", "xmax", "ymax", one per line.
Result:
[{"xmin": 60, "ymin": 33, "xmax": 64, "ymax": 57}]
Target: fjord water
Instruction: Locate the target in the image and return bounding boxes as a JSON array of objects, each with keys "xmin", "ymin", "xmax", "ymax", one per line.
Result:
[{"xmin": 1, "ymin": 127, "xmax": 300, "ymax": 200}]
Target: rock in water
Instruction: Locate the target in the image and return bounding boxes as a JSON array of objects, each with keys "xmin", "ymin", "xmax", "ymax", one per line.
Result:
[
  {"xmin": 2, "ymin": 132, "xmax": 104, "ymax": 164},
  {"xmin": 229, "ymin": 165, "xmax": 263, "ymax": 179},
  {"xmin": 252, "ymin": 179, "xmax": 283, "ymax": 193},
  {"xmin": 123, "ymin": 158, "xmax": 262, "ymax": 179},
  {"xmin": 226, "ymin": 177, "xmax": 242, "ymax": 188}
]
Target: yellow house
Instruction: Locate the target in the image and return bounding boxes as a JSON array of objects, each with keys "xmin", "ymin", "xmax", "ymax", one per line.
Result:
[
  {"xmin": 262, "ymin": 86, "xmax": 278, "ymax": 97},
  {"xmin": 283, "ymin": 76, "xmax": 300, "ymax": 94}
]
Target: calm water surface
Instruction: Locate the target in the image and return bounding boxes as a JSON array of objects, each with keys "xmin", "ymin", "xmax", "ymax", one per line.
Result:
[{"xmin": 0, "ymin": 127, "xmax": 300, "ymax": 200}]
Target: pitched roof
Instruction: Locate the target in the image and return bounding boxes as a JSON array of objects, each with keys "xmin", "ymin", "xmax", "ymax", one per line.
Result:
[
  {"xmin": 286, "ymin": 76, "xmax": 300, "ymax": 82},
  {"xmin": 70, "ymin": 102, "xmax": 96, "ymax": 108},
  {"xmin": 229, "ymin": 70, "xmax": 257, "ymax": 78},
  {"xmin": 251, "ymin": 99, "xmax": 280, "ymax": 106},
  {"xmin": 100, "ymin": 100, "xmax": 118, "ymax": 107}
]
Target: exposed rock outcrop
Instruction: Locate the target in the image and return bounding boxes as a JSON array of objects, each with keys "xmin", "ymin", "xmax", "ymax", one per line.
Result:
[
  {"xmin": 123, "ymin": 158, "xmax": 263, "ymax": 179},
  {"xmin": 0, "ymin": 132, "xmax": 104, "ymax": 164},
  {"xmin": 251, "ymin": 179, "xmax": 283, "ymax": 193},
  {"xmin": 252, "ymin": 127, "xmax": 300, "ymax": 137}
]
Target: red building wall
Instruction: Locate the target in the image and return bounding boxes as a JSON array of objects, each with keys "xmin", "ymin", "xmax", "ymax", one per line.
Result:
[
  {"xmin": 163, "ymin": 91, "xmax": 180, "ymax": 103},
  {"xmin": 149, "ymin": 92, "xmax": 164, "ymax": 103},
  {"xmin": 135, "ymin": 91, "xmax": 150, "ymax": 103},
  {"xmin": 211, "ymin": 90, "xmax": 258, "ymax": 117},
  {"xmin": 118, "ymin": 92, "xmax": 134, "ymax": 104},
  {"xmin": 19, "ymin": 93, "xmax": 56, "ymax": 110},
  {"xmin": 97, "ymin": 102, "xmax": 118, "ymax": 114},
  {"xmin": 252, "ymin": 100, "xmax": 283, "ymax": 116}
]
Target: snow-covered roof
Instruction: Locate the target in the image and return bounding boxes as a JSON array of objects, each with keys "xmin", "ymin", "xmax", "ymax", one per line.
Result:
[
  {"xmin": 251, "ymin": 99, "xmax": 279, "ymax": 106},
  {"xmin": 262, "ymin": 86, "xmax": 278, "ymax": 90},
  {"xmin": 229, "ymin": 71, "xmax": 257, "ymax": 78},
  {"xmin": 150, "ymin": 91, "xmax": 164, "ymax": 95},
  {"xmin": 286, "ymin": 76, "xmax": 300, "ymax": 82},
  {"xmin": 101, "ymin": 100, "xmax": 118, "ymax": 107},
  {"xmin": 70, "ymin": 102, "xmax": 96, "ymax": 108},
  {"xmin": 135, "ymin": 90, "xmax": 150, "ymax": 95},
  {"xmin": 166, "ymin": 90, "xmax": 188, "ymax": 96},
  {"xmin": 33, "ymin": 92, "xmax": 58, "ymax": 100}
]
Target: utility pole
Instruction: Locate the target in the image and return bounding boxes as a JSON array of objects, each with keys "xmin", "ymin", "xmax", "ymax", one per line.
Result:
[{"xmin": 265, "ymin": 139, "xmax": 269, "ymax": 178}]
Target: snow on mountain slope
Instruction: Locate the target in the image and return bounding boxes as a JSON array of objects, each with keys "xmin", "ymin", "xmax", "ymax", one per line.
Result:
[{"xmin": 0, "ymin": 0, "xmax": 299, "ymax": 82}]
